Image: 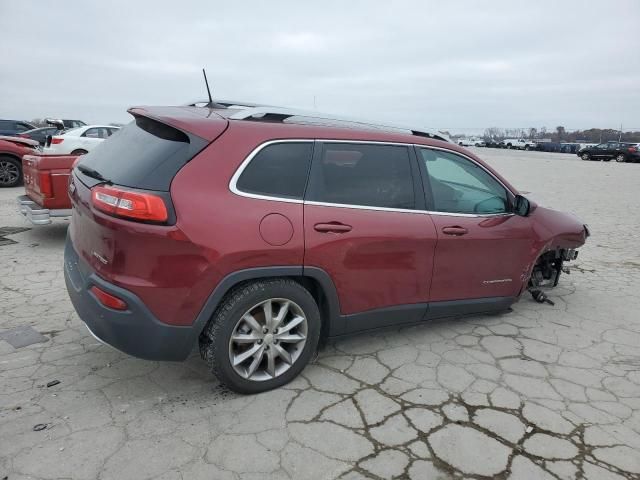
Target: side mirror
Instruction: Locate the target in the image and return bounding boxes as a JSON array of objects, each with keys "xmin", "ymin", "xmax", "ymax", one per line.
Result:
[{"xmin": 514, "ymin": 194, "xmax": 530, "ymax": 217}]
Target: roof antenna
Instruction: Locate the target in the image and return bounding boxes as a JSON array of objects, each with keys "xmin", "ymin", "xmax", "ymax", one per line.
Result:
[{"xmin": 202, "ymin": 68, "xmax": 214, "ymax": 106}]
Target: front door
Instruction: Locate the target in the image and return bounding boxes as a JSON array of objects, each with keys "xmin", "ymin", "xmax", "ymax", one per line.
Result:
[
  {"xmin": 304, "ymin": 141, "xmax": 437, "ymax": 334},
  {"xmin": 416, "ymin": 147, "xmax": 535, "ymax": 305},
  {"xmin": 593, "ymin": 144, "xmax": 610, "ymax": 159}
]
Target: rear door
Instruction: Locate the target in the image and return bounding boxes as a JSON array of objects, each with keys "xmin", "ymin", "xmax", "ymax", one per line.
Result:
[
  {"xmin": 80, "ymin": 127, "xmax": 109, "ymax": 149},
  {"xmin": 304, "ymin": 141, "xmax": 437, "ymax": 334},
  {"xmin": 417, "ymin": 147, "xmax": 534, "ymax": 305}
]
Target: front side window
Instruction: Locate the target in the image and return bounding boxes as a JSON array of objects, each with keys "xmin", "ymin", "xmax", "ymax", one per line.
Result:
[
  {"xmin": 236, "ymin": 142, "xmax": 313, "ymax": 200},
  {"xmin": 307, "ymin": 143, "xmax": 415, "ymax": 210},
  {"xmin": 420, "ymin": 148, "xmax": 509, "ymax": 214}
]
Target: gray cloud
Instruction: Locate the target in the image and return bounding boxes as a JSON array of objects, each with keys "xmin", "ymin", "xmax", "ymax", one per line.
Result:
[{"xmin": 2, "ymin": 0, "xmax": 639, "ymax": 132}]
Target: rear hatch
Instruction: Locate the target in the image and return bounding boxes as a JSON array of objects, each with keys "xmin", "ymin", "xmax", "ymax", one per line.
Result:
[{"xmin": 69, "ymin": 107, "xmax": 228, "ymax": 325}]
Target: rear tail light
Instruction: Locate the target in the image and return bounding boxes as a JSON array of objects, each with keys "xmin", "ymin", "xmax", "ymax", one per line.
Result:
[
  {"xmin": 91, "ymin": 185, "xmax": 168, "ymax": 223},
  {"xmin": 38, "ymin": 172, "xmax": 53, "ymax": 197},
  {"xmin": 90, "ymin": 286, "xmax": 128, "ymax": 310},
  {"xmin": 51, "ymin": 137, "xmax": 64, "ymax": 144},
  {"xmin": 628, "ymin": 147, "xmax": 637, "ymax": 153}
]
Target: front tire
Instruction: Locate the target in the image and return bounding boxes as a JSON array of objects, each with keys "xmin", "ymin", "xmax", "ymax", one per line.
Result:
[
  {"xmin": 581, "ymin": 153, "xmax": 590, "ymax": 161},
  {"xmin": 615, "ymin": 153, "xmax": 626, "ymax": 163},
  {"xmin": 0, "ymin": 156, "xmax": 22, "ymax": 188},
  {"xmin": 200, "ymin": 279, "xmax": 321, "ymax": 394}
]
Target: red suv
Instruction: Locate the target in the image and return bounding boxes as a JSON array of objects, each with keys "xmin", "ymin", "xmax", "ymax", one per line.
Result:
[{"xmin": 64, "ymin": 102, "xmax": 589, "ymax": 393}]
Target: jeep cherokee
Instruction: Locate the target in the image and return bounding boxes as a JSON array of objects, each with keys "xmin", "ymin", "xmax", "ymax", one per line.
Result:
[{"xmin": 64, "ymin": 101, "xmax": 589, "ymax": 393}]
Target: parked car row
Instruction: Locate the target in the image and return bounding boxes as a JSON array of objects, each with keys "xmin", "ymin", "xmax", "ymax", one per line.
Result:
[
  {"xmin": 458, "ymin": 138, "xmax": 536, "ymax": 150},
  {"xmin": 0, "ymin": 117, "xmax": 120, "ymax": 188},
  {"xmin": 457, "ymin": 137, "xmax": 640, "ymax": 162}
]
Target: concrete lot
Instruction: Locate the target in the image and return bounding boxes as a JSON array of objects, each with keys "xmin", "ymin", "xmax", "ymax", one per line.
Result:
[{"xmin": 1, "ymin": 148, "xmax": 639, "ymax": 479}]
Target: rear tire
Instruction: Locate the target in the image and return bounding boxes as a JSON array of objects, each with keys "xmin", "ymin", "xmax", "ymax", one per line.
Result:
[
  {"xmin": 199, "ymin": 279, "xmax": 321, "ymax": 394},
  {"xmin": 581, "ymin": 153, "xmax": 590, "ymax": 161},
  {"xmin": 507, "ymin": 143, "xmax": 512, "ymax": 149},
  {"xmin": 71, "ymin": 149, "xmax": 88, "ymax": 156},
  {"xmin": 615, "ymin": 153, "xmax": 626, "ymax": 163},
  {"xmin": 524, "ymin": 145, "xmax": 530, "ymax": 151},
  {"xmin": 0, "ymin": 156, "xmax": 22, "ymax": 188}
]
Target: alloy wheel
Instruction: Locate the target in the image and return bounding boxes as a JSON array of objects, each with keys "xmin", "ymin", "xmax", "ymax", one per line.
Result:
[
  {"xmin": 228, "ymin": 298, "xmax": 308, "ymax": 381},
  {"xmin": 0, "ymin": 160, "xmax": 19, "ymax": 186},
  {"xmin": 616, "ymin": 154, "xmax": 626, "ymax": 163}
]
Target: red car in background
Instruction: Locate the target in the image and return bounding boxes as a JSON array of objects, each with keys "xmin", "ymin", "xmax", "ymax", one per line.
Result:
[
  {"xmin": 0, "ymin": 135, "xmax": 40, "ymax": 187},
  {"xmin": 17, "ymin": 154, "xmax": 78, "ymax": 225},
  {"xmin": 64, "ymin": 101, "xmax": 589, "ymax": 393}
]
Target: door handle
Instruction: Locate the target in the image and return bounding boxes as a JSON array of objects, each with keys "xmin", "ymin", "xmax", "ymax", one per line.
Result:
[
  {"xmin": 314, "ymin": 222, "xmax": 352, "ymax": 233},
  {"xmin": 442, "ymin": 226, "xmax": 468, "ymax": 236}
]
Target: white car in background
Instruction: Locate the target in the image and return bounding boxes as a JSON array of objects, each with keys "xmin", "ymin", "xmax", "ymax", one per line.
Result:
[
  {"xmin": 44, "ymin": 125, "xmax": 120, "ymax": 155},
  {"xmin": 458, "ymin": 137, "xmax": 486, "ymax": 147}
]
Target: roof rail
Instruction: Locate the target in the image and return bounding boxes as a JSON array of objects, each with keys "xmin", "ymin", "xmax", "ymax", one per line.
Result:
[
  {"xmin": 185, "ymin": 100, "xmax": 449, "ymax": 142},
  {"xmin": 186, "ymin": 99, "xmax": 274, "ymax": 108},
  {"xmin": 227, "ymin": 106, "xmax": 450, "ymax": 142}
]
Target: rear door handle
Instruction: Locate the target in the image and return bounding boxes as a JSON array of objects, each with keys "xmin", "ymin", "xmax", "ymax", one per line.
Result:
[
  {"xmin": 442, "ymin": 226, "xmax": 468, "ymax": 236},
  {"xmin": 314, "ymin": 222, "xmax": 352, "ymax": 233}
]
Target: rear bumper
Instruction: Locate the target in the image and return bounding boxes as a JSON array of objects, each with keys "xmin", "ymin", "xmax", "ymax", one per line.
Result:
[
  {"xmin": 63, "ymin": 234, "xmax": 196, "ymax": 361},
  {"xmin": 17, "ymin": 195, "xmax": 71, "ymax": 225}
]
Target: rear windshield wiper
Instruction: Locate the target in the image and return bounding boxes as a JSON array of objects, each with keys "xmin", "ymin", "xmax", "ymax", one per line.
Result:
[{"xmin": 77, "ymin": 164, "xmax": 109, "ymax": 183}]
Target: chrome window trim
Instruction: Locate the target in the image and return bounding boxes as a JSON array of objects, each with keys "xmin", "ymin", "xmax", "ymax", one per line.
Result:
[
  {"xmin": 228, "ymin": 139, "xmax": 313, "ymax": 205},
  {"xmin": 229, "ymin": 139, "xmax": 516, "ymax": 218}
]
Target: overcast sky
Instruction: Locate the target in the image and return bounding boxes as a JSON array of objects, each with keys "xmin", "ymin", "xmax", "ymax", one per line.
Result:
[{"xmin": 2, "ymin": 1, "xmax": 639, "ymax": 133}]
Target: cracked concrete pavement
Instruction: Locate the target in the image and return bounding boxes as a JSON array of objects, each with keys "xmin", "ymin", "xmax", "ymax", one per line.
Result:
[{"xmin": 1, "ymin": 148, "xmax": 640, "ymax": 479}]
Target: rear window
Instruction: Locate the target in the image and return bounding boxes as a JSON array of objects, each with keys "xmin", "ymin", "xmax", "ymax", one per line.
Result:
[
  {"xmin": 236, "ymin": 142, "xmax": 313, "ymax": 199},
  {"xmin": 78, "ymin": 116, "xmax": 207, "ymax": 191}
]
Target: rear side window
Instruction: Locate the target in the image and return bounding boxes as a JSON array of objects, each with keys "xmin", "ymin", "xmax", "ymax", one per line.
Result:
[
  {"xmin": 236, "ymin": 142, "xmax": 313, "ymax": 199},
  {"xmin": 307, "ymin": 143, "xmax": 415, "ymax": 209},
  {"xmin": 78, "ymin": 116, "xmax": 207, "ymax": 191}
]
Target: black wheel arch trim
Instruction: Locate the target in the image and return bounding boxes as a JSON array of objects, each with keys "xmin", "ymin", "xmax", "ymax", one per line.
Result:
[{"xmin": 188, "ymin": 265, "xmax": 344, "ymax": 351}]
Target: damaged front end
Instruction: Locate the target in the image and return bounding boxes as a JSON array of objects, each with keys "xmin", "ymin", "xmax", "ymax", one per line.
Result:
[
  {"xmin": 527, "ymin": 221, "xmax": 590, "ymax": 305},
  {"xmin": 528, "ymin": 248, "xmax": 580, "ymax": 305}
]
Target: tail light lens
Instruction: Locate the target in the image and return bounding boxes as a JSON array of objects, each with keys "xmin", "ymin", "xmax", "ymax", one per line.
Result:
[
  {"xmin": 91, "ymin": 185, "xmax": 168, "ymax": 223},
  {"xmin": 629, "ymin": 147, "xmax": 637, "ymax": 153},
  {"xmin": 51, "ymin": 137, "xmax": 64, "ymax": 144},
  {"xmin": 39, "ymin": 172, "xmax": 53, "ymax": 197},
  {"xmin": 90, "ymin": 286, "xmax": 128, "ymax": 310}
]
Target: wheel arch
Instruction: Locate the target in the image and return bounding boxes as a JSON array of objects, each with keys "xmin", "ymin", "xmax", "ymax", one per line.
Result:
[
  {"xmin": 189, "ymin": 266, "xmax": 342, "ymax": 349},
  {"xmin": 0, "ymin": 152, "xmax": 22, "ymax": 162}
]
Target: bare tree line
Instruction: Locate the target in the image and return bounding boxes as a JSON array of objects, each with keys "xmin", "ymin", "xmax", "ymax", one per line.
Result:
[{"xmin": 482, "ymin": 126, "xmax": 640, "ymax": 143}]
